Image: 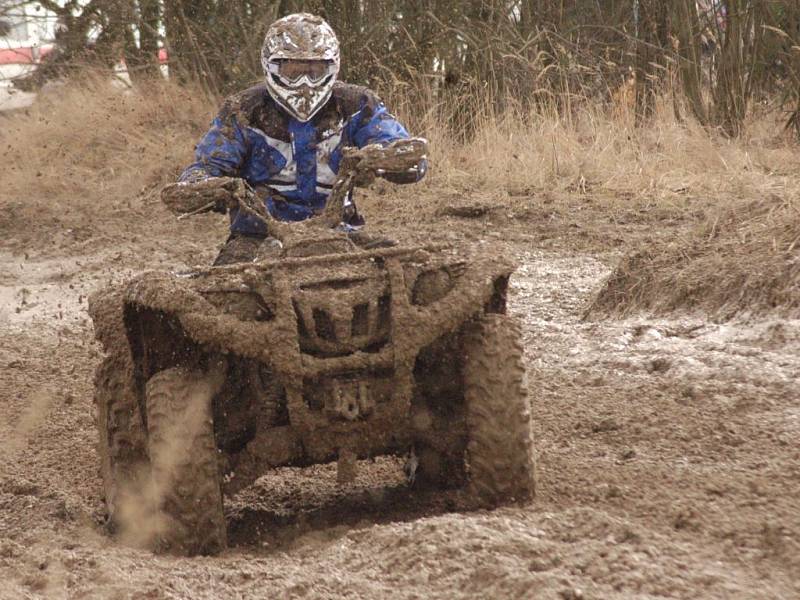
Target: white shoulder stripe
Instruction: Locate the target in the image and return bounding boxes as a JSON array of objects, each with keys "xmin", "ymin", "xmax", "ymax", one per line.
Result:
[{"xmin": 268, "ymin": 183, "xmax": 296, "ymax": 192}]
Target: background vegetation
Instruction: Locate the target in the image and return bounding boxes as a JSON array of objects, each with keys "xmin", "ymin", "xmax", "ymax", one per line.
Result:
[{"xmin": 3, "ymin": 1, "xmax": 799, "ymax": 137}]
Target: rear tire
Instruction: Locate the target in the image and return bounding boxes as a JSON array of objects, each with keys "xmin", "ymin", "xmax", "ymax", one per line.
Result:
[
  {"xmin": 145, "ymin": 367, "xmax": 227, "ymax": 555},
  {"xmin": 462, "ymin": 314, "xmax": 536, "ymax": 505}
]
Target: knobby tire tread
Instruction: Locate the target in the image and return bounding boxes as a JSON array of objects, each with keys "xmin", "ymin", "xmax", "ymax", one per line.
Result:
[
  {"xmin": 146, "ymin": 367, "xmax": 227, "ymax": 556},
  {"xmin": 463, "ymin": 314, "xmax": 536, "ymax": 505}
]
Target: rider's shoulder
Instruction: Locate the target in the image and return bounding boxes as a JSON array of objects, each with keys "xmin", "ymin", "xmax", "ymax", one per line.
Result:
[
  {"xmin": 332, "ymin": 82, "xmax": 384, "ymax": 117},
  {"xmin": 217, "ymin": 84, "xmax": 275, "ymax": 128}
]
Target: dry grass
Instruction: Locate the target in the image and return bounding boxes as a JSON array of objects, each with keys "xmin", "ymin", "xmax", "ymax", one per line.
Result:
[
  {"xmin": 412, "ymin": 96, "xmax": 800, "ymax": 206},
  {"xmin": 1, "ymin": 78, "xmax": 209, "ymax": 195},
  {"xmin": 2, "ymin": 80, "xmax": 800, "ymax": 318},
  {"xmin": 4, "ymin": 80, "xmax": 798, "ymax": 218},
  {"xmin": 0, "ymin": 77, "xmax": 211, "ymax": 248}
]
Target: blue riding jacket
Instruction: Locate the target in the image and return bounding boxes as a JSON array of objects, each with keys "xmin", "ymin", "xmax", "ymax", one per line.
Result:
[{"xmin": 179, "ymin": 82, "xmax": 426, "ymax": 236}]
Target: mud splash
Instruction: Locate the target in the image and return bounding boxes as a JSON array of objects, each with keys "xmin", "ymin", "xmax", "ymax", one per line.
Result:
[
  {"xmin": 113, "ymin": 368, "xmax": 225, "ymax": 552},
  {"xmin": 1, "ymin": 389, "xmax": 54, "ymax": 457}
]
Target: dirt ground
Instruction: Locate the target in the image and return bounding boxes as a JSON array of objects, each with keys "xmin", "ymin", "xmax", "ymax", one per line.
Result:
[{"xmin": 0, "ymin": 185, "xmax": 798, "ymax": 600}]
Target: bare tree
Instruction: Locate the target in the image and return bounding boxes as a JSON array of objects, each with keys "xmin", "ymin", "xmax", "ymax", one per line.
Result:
[{"xmin": 5, "ymin": 0, "xmax": 798, "ymax": 137}]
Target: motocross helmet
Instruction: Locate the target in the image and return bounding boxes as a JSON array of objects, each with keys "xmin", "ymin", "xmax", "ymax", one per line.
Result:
[{"xmin": 261, "ymin": 13, "xmax": 340, "ymax": 122}]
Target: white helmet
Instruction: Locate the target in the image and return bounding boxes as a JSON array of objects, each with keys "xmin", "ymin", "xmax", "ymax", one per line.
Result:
[{"xmin": 261, "ymin": 13, "xmax": 341, "ymax": 122}]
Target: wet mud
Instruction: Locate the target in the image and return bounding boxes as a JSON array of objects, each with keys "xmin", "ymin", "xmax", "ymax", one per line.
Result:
[{"xmin": 0, "ymin": 188, "xmax": 799, "ymax": 598}]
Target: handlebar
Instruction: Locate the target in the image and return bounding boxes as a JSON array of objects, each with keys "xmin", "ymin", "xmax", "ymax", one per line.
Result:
[
  {"xmin": 317, "ymin": 137, "xmax": 428, "ymax": 229},
  {"xmin": 162, "ymin": 137, "xmax": 428, "ymax": 244}
]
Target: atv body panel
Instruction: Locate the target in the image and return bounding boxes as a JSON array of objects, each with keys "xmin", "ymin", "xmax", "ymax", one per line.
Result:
[{"xmin": 95, "ymin": 245, "xmax": 513, "ymax": 487}]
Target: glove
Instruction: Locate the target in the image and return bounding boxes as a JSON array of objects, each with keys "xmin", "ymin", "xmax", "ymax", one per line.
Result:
[
  {"xmin": 161, "ymin": 178, "xmax": 247, "ymax": 215},
  {"xmin": 350, "ymin": 138, "xmax": 429, "ymax": 187}
]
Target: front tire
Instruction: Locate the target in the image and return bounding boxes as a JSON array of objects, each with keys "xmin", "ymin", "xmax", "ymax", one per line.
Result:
[
  {"xmin": 145, "ymin": 367, "xmax": 227, "ymax": 555},
  {"xmin": 462, "ymin": 314, "xmax": 536, "ymax": 505}
]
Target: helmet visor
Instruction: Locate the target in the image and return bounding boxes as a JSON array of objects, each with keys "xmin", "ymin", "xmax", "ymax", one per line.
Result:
[{"xmin": 267, "ymin": 59, "xmax": 336, "ymax": 86}]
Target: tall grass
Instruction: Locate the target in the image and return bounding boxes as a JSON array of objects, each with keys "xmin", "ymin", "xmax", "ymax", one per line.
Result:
[
  {"xmin": 396, "ymin": 85, "xmax": 800, "ymax": 206},
  {"xmin": 0, "ymin": 77, "xmax": 213, "ymax": 253}
]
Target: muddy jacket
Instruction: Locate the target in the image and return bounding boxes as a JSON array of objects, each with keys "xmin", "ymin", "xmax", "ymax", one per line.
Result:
[{"xmin": 179, "ymin": 82, "xmax": 426, "ymax": 235}]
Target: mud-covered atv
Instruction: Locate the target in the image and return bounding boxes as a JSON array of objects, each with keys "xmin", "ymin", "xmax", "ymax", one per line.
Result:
[{"xmin": 90, "ymin": 139, "xmax": 536, "ymax": 556}]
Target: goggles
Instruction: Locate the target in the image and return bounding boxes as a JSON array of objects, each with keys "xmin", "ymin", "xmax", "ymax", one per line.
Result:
[{"xmin": 267, "ymin": 59, "xmax": 336, "ymax": 87}]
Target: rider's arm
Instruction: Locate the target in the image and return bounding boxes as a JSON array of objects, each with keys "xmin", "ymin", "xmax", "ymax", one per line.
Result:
[
  {"xmin": 351, "ymin": 98, "xmax": 428, "ymax": 185},
  {"xmin": 178, "ymin": 110, "xmax": 248, "ymax": 184}
]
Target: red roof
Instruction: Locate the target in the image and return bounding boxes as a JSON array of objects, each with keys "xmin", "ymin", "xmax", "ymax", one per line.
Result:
[
  {"xmin": 0, "ymin": 45, "xmax": 55, "ymax": 66},
  {"xmin": 0, "ymin": 45, "xmax": 160, "ymax": 68},
  {"xmin": 0, "ymin": 47, "xmax": 34, "ymax": 65}
]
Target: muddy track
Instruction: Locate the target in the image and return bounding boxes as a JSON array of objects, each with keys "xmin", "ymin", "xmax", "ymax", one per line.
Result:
[{"xmin": 0, "ymin": 203, "xmax": 798, "ymax": 599}]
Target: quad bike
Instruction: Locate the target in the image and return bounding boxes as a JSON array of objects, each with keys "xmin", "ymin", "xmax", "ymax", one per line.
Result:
[{"xmin": 89, "ymin": 138, "xmax": 536, "ymax": 556}]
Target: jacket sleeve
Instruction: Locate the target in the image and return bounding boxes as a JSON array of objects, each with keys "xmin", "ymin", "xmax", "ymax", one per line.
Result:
[
  {"xmin": 178, "ymin": 110, "xmax": 249, "ymax": 183},
  {"xmin": 351, "ymin": 99, "xmax": 428, "ymax": 184}
]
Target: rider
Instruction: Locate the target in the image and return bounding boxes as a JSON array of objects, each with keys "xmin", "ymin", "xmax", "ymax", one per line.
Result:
[{"xmin": 173, "ymin": 13, "xmax": 427, "ymax": 265}]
